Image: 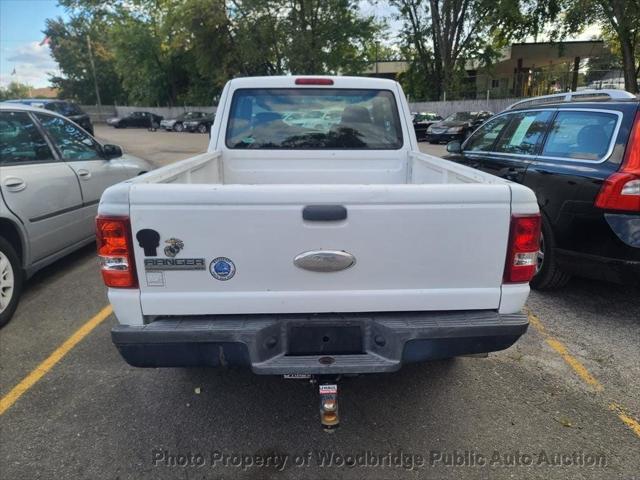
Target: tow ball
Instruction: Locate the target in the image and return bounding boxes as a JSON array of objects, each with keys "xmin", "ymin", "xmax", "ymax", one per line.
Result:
[
  {"xmin": 317, "ymin": 376, "xmax": 340, "ymax": 431},
  {"xmin": 285, "ymin": 374, "xmax": 342, "ymax": 429}
]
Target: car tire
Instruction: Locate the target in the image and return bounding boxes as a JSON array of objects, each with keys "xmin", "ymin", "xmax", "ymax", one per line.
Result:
[
  {"xmin": 197, "ymin": 124, "xmax": 208, "ymax": 134},
  {"xmin": 0, "ymin": 237, "xmax": 23, "ymax": 328},
  {"xmin": 174, "ymin": 122, "xmax": 184, "ymax": 132},
  {"xmin": 428, "ymin": 141, "xmax": 438, "ymax": 144},
  {"xmin": 530, "ymin": 214, "xmax": 571, "ymax": 290}
]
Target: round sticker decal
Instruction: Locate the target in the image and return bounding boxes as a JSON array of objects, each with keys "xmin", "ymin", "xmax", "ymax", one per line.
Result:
[{"xmin": 210, "ymin": 257, "xmax": 236, "ymax": 281}]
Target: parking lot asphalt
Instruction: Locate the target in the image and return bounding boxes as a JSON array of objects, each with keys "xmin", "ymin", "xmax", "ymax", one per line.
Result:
[{"xmin": 1, "ymin": 125, "xmax": 638, "ymax": 480}]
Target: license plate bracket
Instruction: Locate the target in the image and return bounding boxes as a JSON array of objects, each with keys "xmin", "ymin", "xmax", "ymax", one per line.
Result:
[{"xmin": 288, "ymin": 325, "xmax": 363, "ymax": 355}]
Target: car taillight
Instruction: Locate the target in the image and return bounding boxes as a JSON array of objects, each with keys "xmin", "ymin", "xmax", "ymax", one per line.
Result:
[
  {"xmin": 595, "ymin": 111, "xmax": 640, "ymax": 212},
  {"xmin": 96, "ymin": 216, "xmax": 137, "ymax": 288},
  {"xmin": 295, "ymin": 78, "xmax": 334, "ymax": 85},
  {"xmin": 503, "ymin": 214, "xmax": 541, "ymax": 284}
]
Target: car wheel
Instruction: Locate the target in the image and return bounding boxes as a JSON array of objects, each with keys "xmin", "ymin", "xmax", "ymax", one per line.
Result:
[
  {"xmin": 174, "ymin": 122, "xmax": 184, "ymax": 132},
  {"xmin": 0, "ymin": 237, "xmax": 23, "ymax": 328},
  {"xmin": 530, "ymin": 214, "xmax": 571, "ymax": 290},
  {"xmin": 197, "ymin": 124, "xmax": 208, "ymax": 134}
]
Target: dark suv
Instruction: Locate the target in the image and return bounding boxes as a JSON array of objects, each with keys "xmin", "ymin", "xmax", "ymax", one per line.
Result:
[
  {"xmin": 2, "ymin": 99, "xmax": 93, "ymax": 135},
  {"xmin": 446, "ymin": 90, "xmax": 640, "ymax": 289}
]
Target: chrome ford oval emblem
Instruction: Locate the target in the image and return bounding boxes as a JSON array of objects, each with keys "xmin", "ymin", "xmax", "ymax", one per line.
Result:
[{"xmin": 294, "ymin": 250, "xmax": 355, "ymax": 272}]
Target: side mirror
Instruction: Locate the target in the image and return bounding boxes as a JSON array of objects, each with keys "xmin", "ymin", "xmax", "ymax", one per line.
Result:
[
  {"xmin": 103, "ymin": 144, "xmax": 123, "ymax": 159},
  {"xmin": 446, "ymin": 140, "xmax": 462, "ymax": 154}
]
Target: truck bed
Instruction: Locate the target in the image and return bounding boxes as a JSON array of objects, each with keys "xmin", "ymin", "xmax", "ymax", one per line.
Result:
[{"xmin": 129, "ymin": 150, "xmax": 504, "ymax": 186}]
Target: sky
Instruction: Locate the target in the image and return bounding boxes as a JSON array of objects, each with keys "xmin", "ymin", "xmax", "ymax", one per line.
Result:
[{"xmin": 0, "ymin": 0, "xmax": 68, "ymax": 88}]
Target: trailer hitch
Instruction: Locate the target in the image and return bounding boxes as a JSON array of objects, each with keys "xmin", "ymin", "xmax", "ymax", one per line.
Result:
[
  {"xmin": 284, "ymin": 374, "xmax": 342, "ymax": 430},
  {"xmin": 316, "ymin": 375, "xmax": 340, "ymax": 431}
]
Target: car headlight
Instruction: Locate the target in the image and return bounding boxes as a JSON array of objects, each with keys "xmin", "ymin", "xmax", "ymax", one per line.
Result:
[
  {"xmin": 427, "ymin": 125, "xmax": 435, "ymax": 132},
  {"xmin": 447, "ymin": 126, "xmax": 464, "ymax": 133}
]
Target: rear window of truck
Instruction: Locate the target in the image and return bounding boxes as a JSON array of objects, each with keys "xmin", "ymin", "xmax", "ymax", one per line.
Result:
[{"xmin": 225, "ymin": 88, "xmax": 403, "ymax": 150}]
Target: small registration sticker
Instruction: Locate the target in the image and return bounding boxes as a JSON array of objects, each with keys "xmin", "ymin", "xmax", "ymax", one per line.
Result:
[
  {"xmin": 283, "ymin": 374, "xmax": 311, "ymax": 380},
  {"xmin": 319, "ymin": 384, "xmax": 337, "ymax": 395},
  {"xmin": 145, "ymin": 271, "xmax": 165, "ymax": 287}
]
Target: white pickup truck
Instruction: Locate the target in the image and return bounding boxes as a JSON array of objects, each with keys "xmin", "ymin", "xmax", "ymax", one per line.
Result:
[{"xmin": 97, "ymin": 77, "xmax": 539, "ymax": 417}]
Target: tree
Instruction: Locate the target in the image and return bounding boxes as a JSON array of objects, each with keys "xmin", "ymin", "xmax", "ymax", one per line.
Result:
[
  {"xmin": 0, "ymin": 82, "xmax": 32, "ymax": 101},
  {"xmin": 50, "ymin": 0, "xmax": 383, "ymax": 105},
  {"xmin": 562, "ymin": 0, "xmax": 639, "ymax": 93},
  {"xmin": 391, "ymin": 0, "xmax": 564, "ymax": 100},
  {"xmin": 391, "ymin": 0, "xmax": 500, "ymax": 100},
  {"xmin": 281, "ymin": 0, "xmax": 382, "ymax": 74},
  {"xmin": 44, "ymin": 16, "xmax": 125, "ymax": 104}
]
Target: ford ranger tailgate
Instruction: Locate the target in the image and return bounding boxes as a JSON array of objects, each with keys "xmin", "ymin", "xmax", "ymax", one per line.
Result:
[{"xmin": 129, "ymin": 183, "xmax": 511, "ymax": 316}]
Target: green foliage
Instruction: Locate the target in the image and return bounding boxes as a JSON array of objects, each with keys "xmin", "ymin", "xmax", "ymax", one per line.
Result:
[
  {"xmin": 45, "ymin": 15, "xmax": 125, "ymax": 104},
  {"xmin": 559, "ymin": 0, "xmax": 639, "ymax": 92},
  {"xmin": 280, "ymin": 0, "xmax": 381, "ymax": 74},
  {"xmin": 50, "ymin": 0, "xmax": 383, "ymax": 106},
  {"xmin": 390, "ymin": 0, "xmax": 566, "ymax": 101},
  {"xmin": 0, "ymin": 82, "xmax": 33, "ymax": 101}
]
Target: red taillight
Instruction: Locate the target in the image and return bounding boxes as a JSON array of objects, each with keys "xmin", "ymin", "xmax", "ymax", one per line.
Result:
[
  {"xmin": 595, "ymin": 111, "xmax": 640, "ymax": 212},
  {"xmin": 503, "ymin": 214, "xmax": 541, "ymax": 284},
  {"xmin": 295, "ymin": 78, "xmax": 334, "ymax": 85},
  {"xmin": 96, "ymin": 216, "xmax": 137, "ymax": 288}
]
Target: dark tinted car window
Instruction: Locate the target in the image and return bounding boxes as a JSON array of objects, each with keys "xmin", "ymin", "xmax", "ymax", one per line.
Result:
[
  {"xmin": 226, "ymin": 88, "xmax": 403, "ymax": 150},
  {"xmin": 36, "ymin": 113, "xmax": 102, "ymax": 161},
  {"xmin": 414, "ymin": 113, "xmax": 441, "ymax": 122},
  {"xmin": 542, "ymin": 111, "xmax": 618, "ymax": 161},
  {"xmin": 494, "ymin": 110, "xmax": 553, "ymax": 155},
  {"xmin": 0, "ymin": 111, "xmax": 55, "ymax": 165},
  {"xmin": 181, "ymin": 112, "xmax": 203, "ymax": 120},
  {"xmin": 444, "ymin": 112, "xmax": 474, "ymax": 122},
  {"xmin": 45, "ymin": 102, "xmax": 82, "ymax": 116},
  {"xmin": 464, "ymin": 115, "xmax": 511, "ymax": 152}
]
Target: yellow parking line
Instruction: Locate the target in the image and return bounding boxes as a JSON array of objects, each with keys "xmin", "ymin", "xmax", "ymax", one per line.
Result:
[
  {"xmin": 544, "ymin": 338, "xmax": 603, "ymax": 391},
  {"xmin": 609, "ymin": 403, "xmax": 640, "ymax": 437},
  {"xmin": 525, "ymin": 307, "xmax": 603, "ymax": 391},
  {"xmin": 525, "ymin": 307, "xmax": 639, "ymax": 439},
  {"xmin": 0, "ymin": 305, "xmax": 113, "ymax": 416}
]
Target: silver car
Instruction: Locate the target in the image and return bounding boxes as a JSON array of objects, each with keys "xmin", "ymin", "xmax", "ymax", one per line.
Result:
[{"xmin": 0, "ymin": 104, "xmax": 153, "ymax": 326}]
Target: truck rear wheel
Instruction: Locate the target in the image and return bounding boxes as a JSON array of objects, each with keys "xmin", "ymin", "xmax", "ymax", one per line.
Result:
[
  {"xmin": 0, "ymin": 237, "xmax": 23, "ymax": 328},
  {"xmin": 530, "ymin": 215, "xmax": 571, "ymax": 290}
]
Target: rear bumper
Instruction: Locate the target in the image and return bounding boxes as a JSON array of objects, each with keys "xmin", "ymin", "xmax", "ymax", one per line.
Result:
[{"xmin": 111, "ymin": 310, "xmax": 528, "ymax": 374}]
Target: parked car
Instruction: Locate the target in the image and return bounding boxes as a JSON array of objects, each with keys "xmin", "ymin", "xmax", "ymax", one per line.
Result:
[
  {"xmin": 426, "ymin": 111, "xmax": 493, "ymax": 144},
  {"xmin": 412, "ymin": 112, "xmax": 443, "ymax": 140},
  {"xmin": 0, "ymin": 104, "xmax": 153, "ymax": 327},
  {"xmin": 107, "ymin": 111, "xmax": 163, "ymax": 129},
  {"xmin": 2, "ymin": 99, "xmax": 94, "ymax": 135},
  {"xmin": 446, "ymin": 90, "xmax": 640, "ymax": 289},
  {"xmin": 160, "ymin": 111, "xmax": 209, "ymax": 132},
  {"xmin": 283, "ymin": 110, "xmax": 342, "ymax": 131},
  {"xmin": 98, "ymin": 76, "xmax": 539, "ymax": 428},
  {"xmin": 183, "ymin": 113, "xmax": 214, "ymax": 133}
]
